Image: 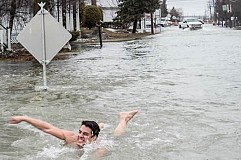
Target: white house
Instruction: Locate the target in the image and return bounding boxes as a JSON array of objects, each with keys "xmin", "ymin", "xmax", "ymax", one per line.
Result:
[
  {"xmin": 86, "ymin": 0, "xmax": 118, "ymax": 22},
  {"xmin": 140, "ymin": 9, "xmax": 162, "ymax": 33},
  {"xmin": 86, "ymin": 0, "xmax": 162, "ymax": 33}
]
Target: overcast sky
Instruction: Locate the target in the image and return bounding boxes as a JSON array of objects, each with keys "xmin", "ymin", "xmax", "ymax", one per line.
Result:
[
  {"xmin": 167, "ymin": 0, "xmax": 209, "ymax": 16},
  {"xmin": 93, "ymin": 0, "xmax": 209, "ymax": 17}
]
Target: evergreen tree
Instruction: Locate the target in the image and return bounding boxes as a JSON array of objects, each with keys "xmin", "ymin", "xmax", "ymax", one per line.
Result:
[
  {"xmin": 115, "ymin": 0, "xmax": 160, "ymax": 33},
  {"xmin": 84, "ymin": 5, "xmax": 102, "ymax": 29},
  {"xmin": 161, "ymin": 0, "xmax": 168, "ymax": 17}
]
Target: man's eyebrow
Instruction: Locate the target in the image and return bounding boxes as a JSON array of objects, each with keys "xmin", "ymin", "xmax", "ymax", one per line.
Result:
[{"xmin": 79, "ymin": 130, "xmax": 90, "ymax": 135}]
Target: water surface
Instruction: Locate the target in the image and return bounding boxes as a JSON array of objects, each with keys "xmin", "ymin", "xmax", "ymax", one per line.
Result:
[{"xmin": 1, "ymin": 25, "xmax": 241, "ymax": 159}]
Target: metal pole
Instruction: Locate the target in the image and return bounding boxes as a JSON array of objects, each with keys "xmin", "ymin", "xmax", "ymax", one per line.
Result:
[
  {"xmin": 97, "ymin": 25, "xmax": 102, "ymax": 48},
  {"xmin": 39, "ymin": 2, "xmax": 48, "ymax": 91},
  {"xmin": 151, "ymin": 13, "xmax": 154, "ymax": 34}
]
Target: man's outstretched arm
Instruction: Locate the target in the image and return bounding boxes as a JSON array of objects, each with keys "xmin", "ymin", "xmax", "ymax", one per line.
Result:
[{"xmin": 9, "ymin": 116, "xmax": 66, "ymax": 140}]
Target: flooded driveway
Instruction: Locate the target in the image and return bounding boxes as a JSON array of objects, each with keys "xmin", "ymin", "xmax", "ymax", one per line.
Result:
[{"xmin": 1, "ymin": 24, "xmax": 241, "ymax": 159}]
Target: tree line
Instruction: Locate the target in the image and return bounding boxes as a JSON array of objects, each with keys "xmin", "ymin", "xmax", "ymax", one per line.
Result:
[
  {"xmin": 0, "ymin": 0, "xmax": 88, "ymax": 33},
  {"xmin": 0, "ymin": 0, "xmax": 183, "ymax": 34}
]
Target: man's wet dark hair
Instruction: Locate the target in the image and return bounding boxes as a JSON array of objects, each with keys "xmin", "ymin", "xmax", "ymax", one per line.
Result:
[{"xmin": 81, "ymin": 121, "xmax": 100, "ymax": 137}]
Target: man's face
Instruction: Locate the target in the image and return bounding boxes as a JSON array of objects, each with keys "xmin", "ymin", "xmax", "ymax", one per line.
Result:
[{"xmin": 77, "ymin": 125, "xmax": 95, "ymax": 147}]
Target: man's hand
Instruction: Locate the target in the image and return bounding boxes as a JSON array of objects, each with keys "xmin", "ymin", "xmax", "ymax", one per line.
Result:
[{"xmin": 9, "ymin": 116, "xmax": 26, "ymax": 124}]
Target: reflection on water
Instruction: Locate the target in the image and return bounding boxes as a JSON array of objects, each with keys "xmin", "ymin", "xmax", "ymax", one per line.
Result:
[{"xmin": 1, "ymin": 25, "xmax": 241, "ymax": 159}]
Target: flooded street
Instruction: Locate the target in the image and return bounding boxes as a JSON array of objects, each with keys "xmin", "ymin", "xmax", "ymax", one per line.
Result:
[{"xmin": 1, "ymin": 24, "xmax": 241, "ymax": 160}]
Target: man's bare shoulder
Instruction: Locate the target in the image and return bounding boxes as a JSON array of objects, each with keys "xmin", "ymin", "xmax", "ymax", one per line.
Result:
[
  {"xmin": 63, "ymin": 130, "xmax": 77, "ymax": 139},
  {"xmin": 63, "ymin": 130, "xmax": 76, "ymax": 135},
  {"xmin": 62, "ymin": 130, "xmax": 78, "ymax": 147}
]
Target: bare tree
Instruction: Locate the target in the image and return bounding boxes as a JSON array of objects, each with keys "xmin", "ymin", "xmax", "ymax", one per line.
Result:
[
  {"xmin": 9, "ymin": 0, "xmax": 17, "ymax": 33},
  {"xmin": 7, "ymin": 0, "xmax": 32, "ymax": 32},
  {"xmin": 0, "ymin": 0, "xmax": 88, "ymax": 32},
  {"xmin": 91, "ymin": 0, "xmax": 96, "ymax": 6}
]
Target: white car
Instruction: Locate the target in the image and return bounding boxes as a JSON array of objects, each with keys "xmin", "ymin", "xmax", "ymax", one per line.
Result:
[
  {"xmin": 179, "ymin": 18, "xmax": 203, "ymax": 30},
  {"xmin": 159, "ymin": 18, "xmax": 171, "ymax": 27}
]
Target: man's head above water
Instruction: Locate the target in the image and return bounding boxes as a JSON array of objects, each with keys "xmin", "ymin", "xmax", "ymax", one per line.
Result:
[
  {"xmin": 77, "ymin": 121, "xmax": 100, "ymax": 147},
  {"xmin": 82, "ymin": 121, "xmax": 100, "ymax": 137}
]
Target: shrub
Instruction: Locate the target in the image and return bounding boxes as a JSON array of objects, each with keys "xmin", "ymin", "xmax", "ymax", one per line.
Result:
[
  {"xmin": 98, "ymin": 7, "xmax": 103, "ymax": 22},
  {"xmin": 84, "ymin": 5, "xmax": 102, "ymax": 29}
]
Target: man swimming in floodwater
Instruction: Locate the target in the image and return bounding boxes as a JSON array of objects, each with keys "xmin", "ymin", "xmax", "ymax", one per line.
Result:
[{"xmin": 9, "ymin": 110, "xmax": 138, "ymax": 149}]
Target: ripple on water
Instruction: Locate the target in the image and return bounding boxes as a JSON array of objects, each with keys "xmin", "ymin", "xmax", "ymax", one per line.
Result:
[{"xmin": 1, "ymin": 25, "xmax": 241, "ymax": 159}]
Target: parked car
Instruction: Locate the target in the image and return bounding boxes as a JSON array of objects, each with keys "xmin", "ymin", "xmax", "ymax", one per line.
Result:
[
  {"xmin": 159, "ymin": 18, "xmax": 170, "ymax": 27},
  {"xmin": 179, "ymin": 17, "xmax": 203, "ymax": 30}
]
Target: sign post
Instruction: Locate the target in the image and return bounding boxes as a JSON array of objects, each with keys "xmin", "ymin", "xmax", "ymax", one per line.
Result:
[
  {"xmin": 17, "ymin": 2, "xmax": 72, "ymax": 91},
  {"xmin": 39, "ymin": 2, "xmax": 48, "ymax": 90}
]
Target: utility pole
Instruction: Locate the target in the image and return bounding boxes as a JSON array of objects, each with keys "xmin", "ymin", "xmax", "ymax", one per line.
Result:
[
  {"xmin": 208, "ymin": 1, "xmax": 212, "ymax": 21},
  {"xmin": 213, "ymin": 0, "xmax": 216, "ymax": 23}
]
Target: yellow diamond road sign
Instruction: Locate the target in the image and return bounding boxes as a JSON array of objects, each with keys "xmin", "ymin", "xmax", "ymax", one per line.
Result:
[{"xmin": 17, "ymin": 11, "xmax": 72, "ymax": 65}]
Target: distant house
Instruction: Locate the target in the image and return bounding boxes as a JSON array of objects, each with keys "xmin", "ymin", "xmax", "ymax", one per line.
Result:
[
  {"xmin": 86, "ymin": 0, "xmax": 118, "ymax": 22},
  {"xmin": 86, "ymin": 0, "xmax": 162, "ymax": 33},
  {"xmin": 140, "ymin": 9, "xmax": 162, "ymax": 33}
]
